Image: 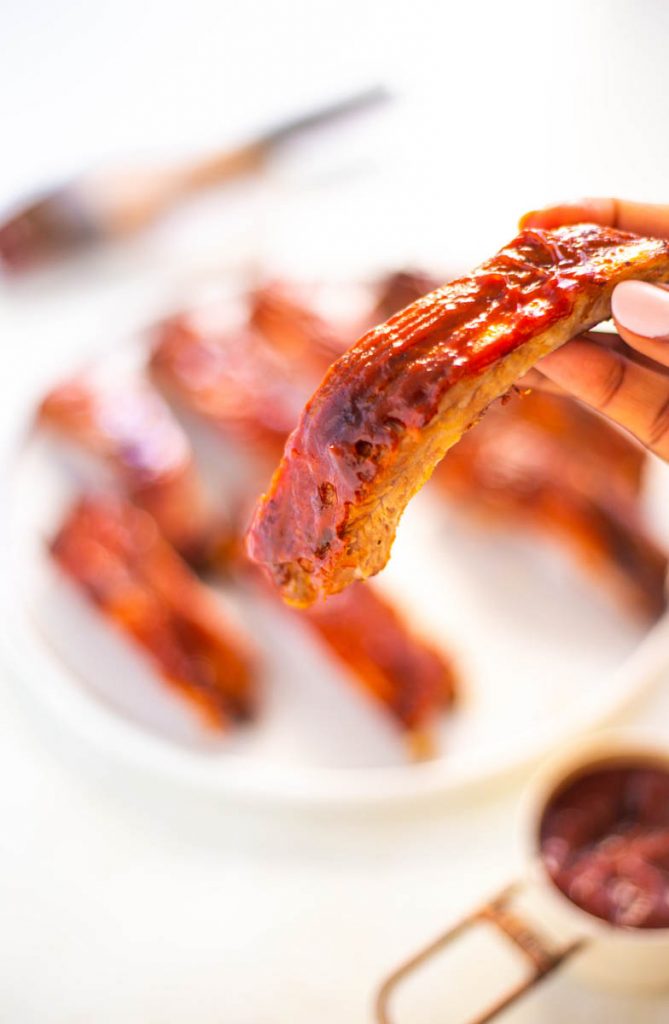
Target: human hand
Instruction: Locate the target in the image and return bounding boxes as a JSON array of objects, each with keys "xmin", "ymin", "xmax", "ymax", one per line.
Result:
[{"xmin": 520, "ymin": 199, "xmax": 669, "ymax": 460}]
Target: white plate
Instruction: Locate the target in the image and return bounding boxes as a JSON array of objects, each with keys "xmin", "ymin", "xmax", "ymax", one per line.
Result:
[{"xmin": 4, "ymin": 380, "xmax": 669, "ymax": 808}]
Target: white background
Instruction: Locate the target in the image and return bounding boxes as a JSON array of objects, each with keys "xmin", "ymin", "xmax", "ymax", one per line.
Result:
[{"xmin": 3, "ymin": 1, "xmax": 669, "ymax": 1020}]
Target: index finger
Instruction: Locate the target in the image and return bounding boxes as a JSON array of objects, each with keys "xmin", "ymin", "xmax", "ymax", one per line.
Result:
[{"xmin": 520, "ymin": 198, "xmax": 669, "ymax": 239}]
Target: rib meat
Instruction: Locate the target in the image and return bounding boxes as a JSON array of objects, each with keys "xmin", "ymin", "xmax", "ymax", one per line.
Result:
[
  {"xmin": 51, "ymin": 495, "xmax": 256, "ymax": 728},
  {"xmin": 249, "ymin": 282, "xmax": 350, "ymax": 374},
  {"xmin": 247, "ymin": 225, "xmax": 669, "ymax": 605},
  {"xmin": 302, "ymin": 583, "xmax": 456, "ymax": 754},
  {"xmin": 149, "ymin": 313, "xmax": 305, "ymax": 460},
  {"xmin": 434, "ymin": 390, "xmax": 667, "ymax": 620},
  {"xmin": 38, "ymin": 374, "xmax": 213, "ymax": 559}
]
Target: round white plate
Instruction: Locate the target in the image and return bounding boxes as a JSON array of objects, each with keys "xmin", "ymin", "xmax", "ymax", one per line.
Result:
[{"xmin": 4, "ymin": 394, "xmax": 669, "ymax": 809}]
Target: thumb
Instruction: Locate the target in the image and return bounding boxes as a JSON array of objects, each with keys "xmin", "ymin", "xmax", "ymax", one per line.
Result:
[{"xmin": 611, "ymin": 281, "xmax": 669, "ymax": 367}]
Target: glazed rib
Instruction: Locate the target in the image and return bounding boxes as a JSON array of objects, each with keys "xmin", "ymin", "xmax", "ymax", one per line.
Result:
[
  {"xmin": 246, "ymin": 225, "xmax": 669, "ymax": 605},
  {"xmin": 246, "ymin": 279, "xmax": 666, "ymax": 620},
  {"xmin": 149, "ymin": 259, "xmax": 666, "ymax": 625},
  {"xmin": 38, "ymin": 374, "xmax": 212, "ymax": 559},
  {"xmin": 434, "ymin": 390, "xmax": 667, "ymax": 620},
  {"xmin": 302, "ymin": 582, "xmax": 456, "ymax": 753},
  {"xmin": 51, "ymin": 496, "xmax": 255, "ymax": 728},
  {"xmin": 149, "ymin": 313, "xmax": 305, "ymax": 460},
  {"xmin": 249, "ymin": 282, "xmax": 350, "ymax": 374}
]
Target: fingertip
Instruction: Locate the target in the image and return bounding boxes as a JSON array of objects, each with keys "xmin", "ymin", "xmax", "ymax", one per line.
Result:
[
  {"xmin": 518, "ymin": 209, "xmax": 540, "ymax": 229},
  {"xmin": 516, "ymin": 205, "xmax": 569, "ymax": 228},
  {"xmin": 518, "ymin": 204, "xmax": 579, "ymax": 230},
  {"xmin": 518, "ymin": 198, "xmax": 616, "ymax": 231}
]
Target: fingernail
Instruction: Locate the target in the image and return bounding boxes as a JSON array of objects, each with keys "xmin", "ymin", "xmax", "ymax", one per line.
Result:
[{"xmin": 612, "ymin": 280, "xmax": 669, "ymax": 340}]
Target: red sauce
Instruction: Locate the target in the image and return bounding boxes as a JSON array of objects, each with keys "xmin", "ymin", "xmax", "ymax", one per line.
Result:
[{"xmin": 539, "ymin": 761, "xmax": 669, "ymax": 928}]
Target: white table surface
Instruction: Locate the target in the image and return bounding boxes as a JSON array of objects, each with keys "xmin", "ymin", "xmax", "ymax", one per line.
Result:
[{"xmin": 3, "ymin": 1, "xmax": 669, "ymax": 1020}]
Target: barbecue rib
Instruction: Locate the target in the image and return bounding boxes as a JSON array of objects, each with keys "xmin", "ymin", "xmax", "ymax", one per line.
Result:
[
  {"xmin": 150, "ymin": 313, "xmax": 305, "ymax": 460},
  {"xmin": 38, "ymin": 374, "xmax": 213, "ymax": 559},
  {"xmin": 249, "ymin": 282, "xmax": 350, "ymax": 374},
  {"xmin": 302, "ymin": 583, "xmax": 456, "ymax": 754},
  {"xmin": 247, "ymin": 224, "xmax": 669, "ymax": 605},
  {"xmin": 51, "ymin": 496, "xmax": 256, "ymax": 728},
  {"xmin": 434, "ymin": 390, "xmax": 668, "ymax": 620}
]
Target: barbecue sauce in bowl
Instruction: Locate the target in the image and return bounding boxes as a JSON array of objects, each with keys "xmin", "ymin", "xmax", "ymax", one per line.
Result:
[{"xmin": 539, "ymin": 761, "xmax": 669, "ymax": 929}]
